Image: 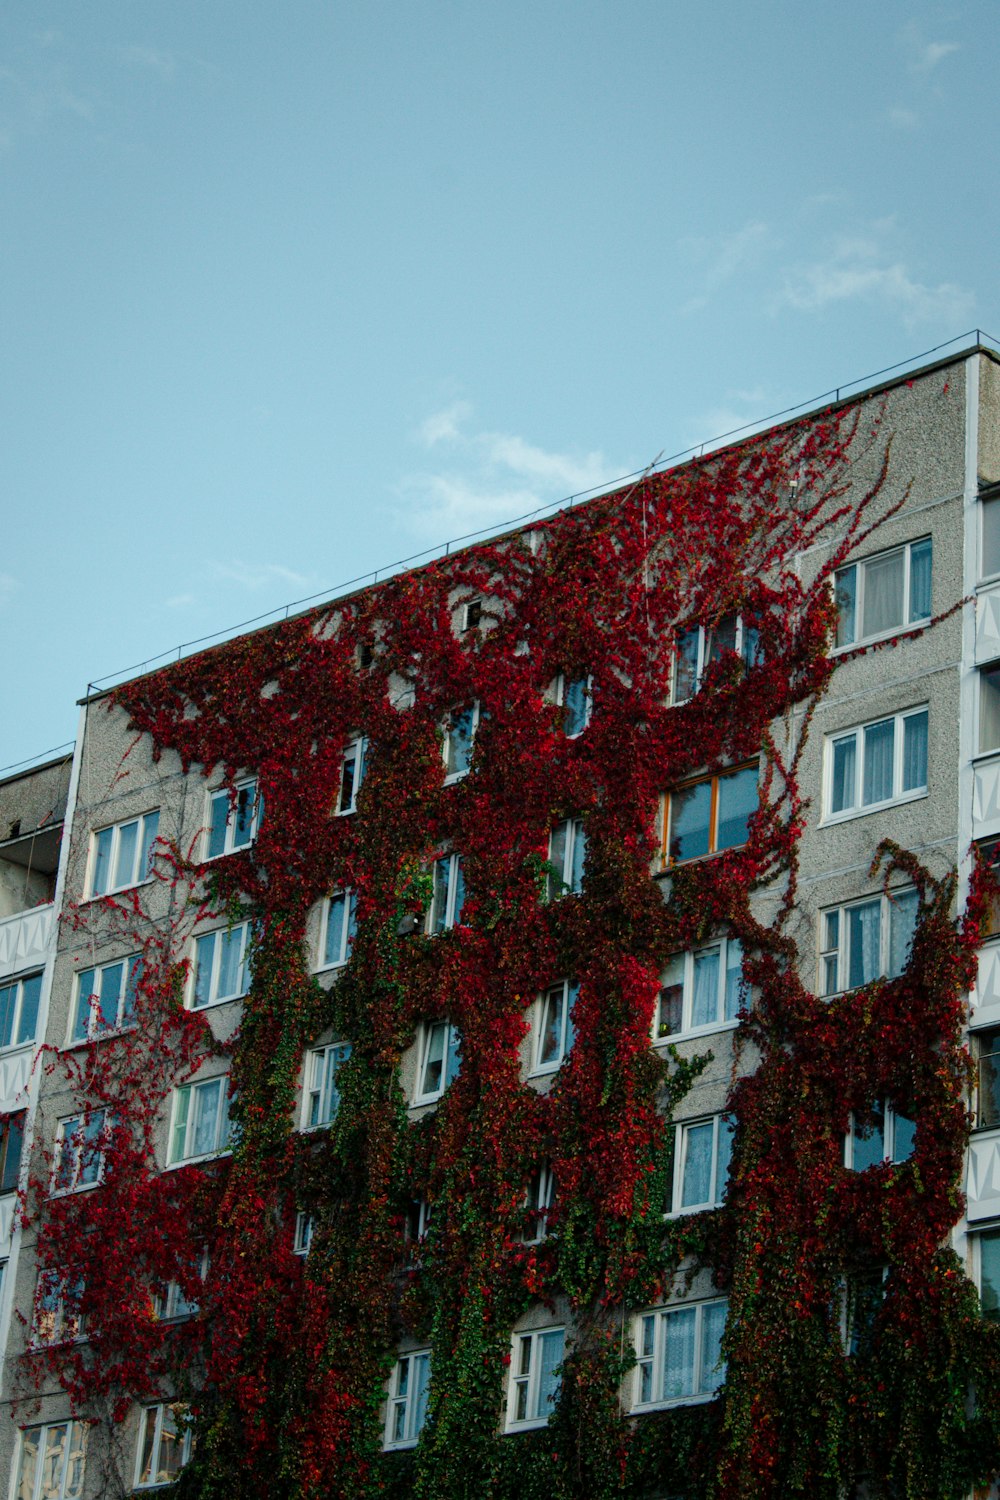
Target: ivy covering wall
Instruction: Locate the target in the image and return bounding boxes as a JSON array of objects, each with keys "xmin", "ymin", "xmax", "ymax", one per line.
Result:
[{"xmin": 21, "ymin": 395, "xmax": 1000, "ymax": 1499}]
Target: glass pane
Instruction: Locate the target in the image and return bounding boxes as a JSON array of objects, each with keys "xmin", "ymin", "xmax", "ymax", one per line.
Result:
[
  {"xmin": 724, "ymin": 941, "xmax": 743, "ymax": 1021},
  {"xmin": 217, "ymin": 928, "xmax": 244, "ymax": 999},
  {"xmin": 171, "ymin": 1090, "xmax": 191, "ymax": 1164},
  {"xmin": 908, "ymin": 538, "xmax": 932, "ymax": 621},
  {"xmin": 669, "ymin": 781, "xmax": 712, "ymax": 862},
  {"xmin": 192, "ymin": 1081, "xmax": 221, "ymax": 1157},
  {"xmin": 73, "ymin": 973, "xmax": 96, "ymax": 1045},
  {"xmin": 123, "ymin": 957, "xmax": 142, "ymax": 1027},
  {"xmin": 0, "ymin": 985, "xmax": 15, "ymax": 1049},
  {"xmin": 16, "ymin": 974, "xmax": 41, "ymax": 1047},
  {"xmin": 708, "ymin": 614, "xmax": 738, "ymax": 662},
  {"xmin": 657, "ymin": 953, "xmax": 684, "ymax": 1037},
  {"xmin": 847, "ymin": 901, "xmax": 881, "ymax": 988},
  {"xmin": 79, "ymin": 1110, "xmax": 105, "ymax": 1186},
  {"xmin": 981, "ymin": 1042, "xmax": 1000, "ymax": 1127},
  {"xmin": 851, "ymin": 1104, "xmax": 886, "ymax": 1171},
  {"xmin": 862, "ymin": 719, "xmax": 895, "ymax": 805},
  {"xmin": 112, "ymin": 820, "xmax": 138, "ymax": 890},
  {"xmin": 888, "ymin": 890, "xmax": 919, "ymax": 978},
  {"xmin": 157, "ymin": 1405, "xmax": 185, "ymax": 1482},
  {"xmin": 663, "ymin": 1308, "xmax": 696, "ymax": 1398},
  {"xmin": 207, "ymin": 794, "xmax": 228, "ymax": 859},
  {"xmin": 325, "ymin": 895, "xmax": 346, "ymax": 966},
  {"xmin": 193, "ymin": 935, "xmax": 215, "ymax": 1010},
  {"xmin": 563, "ymin": 677, "xmax": 589, "ymax": 736},
  {"xmin": 835, "ymin": 566, "xmax": 857, "ymax": 647},
  {"xmin": 92, "ymin": 827, "xmax": 113, "ymax": 895},
  {"xmin": 17, "ymin": 1428, "xmax": 39, "ymax": 1500},
  {"xmin": 680, "ymin": 1122, "xmax": 713, "ymax": 1208},
  {"xmin": 339, "ymin": 747, "xmax": 357, "ymax": 813},
  {"xmin": 538, "ymin": 991, "xmax": 563, "ymax": 1066},
  {"xmin": 980, "ymin": 1230, "xmax": 1000, "ymax": 1319},
  {"xmin": 446, "ymin": 707, "xmax": 475, "ymax": 775},
  {"xmin": 569, "ymin": 824, "xmax": 586, "ymax": 893},
  {"xmin": 233, "ymin": 785, "xmax": 255, "ymax": 847},
  {"xmin": 1, "ymin": 1114, "xmax": 24, "ymax": 1192},
  {"xmin": 432, "ymin": 859, "xmax": 451, "ymax": 934},
  {"xmin": 548, "ymin": 822, "xmax": 568, "ymax": 890},
  {"xmin": 700, "ymin": 1301, "xmax": 727, "ymax": 1393},
  {"xmin": 421, "ymin": 1024, "xmax": 446, "ymax": 1096},
  {"xmin": 412, "ymin": 1352, "xmax": 431, "ymax": 1437},
  {"xmin": 861, "ymin": 549, "xmax": 904, "ymax": 637},
  {"xmin": 716, "ymin": 766, "xmax": 758, "ymax": 851},
  {"xmin": 830, "ymin": 736, "xmax": 857, "ymax": 814},
  {"xmin": 691, "ymin": 948, "xmax": 720, "ymax": 1028},
  {"xmin": 902, "ymin": 711, "xmax": 928, "ymax": 793},
  {"xmin": 97, "ymin": 963, "xmax": 123, "ymax": 1031},
  {"xmin": 537, "ymin": 1329, "xmax": 564, "ymax": 1416},
  {"xmin": 981, "ymin": 668, "xmax": 1000, "ymax": 754},
  {"xmin": 674, "ymin": 628, "xmax": 700, "ymax": 702},
  {"xmin": 716, "ymin": 1118, "xmax": 734, "ymax": 1200},
  {"xmin": 984, "ymin": 497, "xmax": 1000, "ymax": 579},
  {"xmin": 892, "ymin": 1112, "xmax": 916, "ymax": 1163},
  {"xmin": 41, "ymin": 1424, "xmax": 69, "ymax": 1499},
  {"xmin": 139, "ymin": 811, "xmax": 160, "ymax": 880},
  {"xmin": 452, "ymin": 857, "xmax": 466, "ymax": 923},
  {"xmin": 137, "ymin": 1408, "xmax": 158, "ymax": 1485}
]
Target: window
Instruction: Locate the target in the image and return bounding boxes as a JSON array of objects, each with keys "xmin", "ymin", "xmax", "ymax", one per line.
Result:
[
  {"xmin": 90, "ymin": 810, "xmax": 160, "ymax": 897},
  {"xmin": 976, "ymin": 1029, "xmax": 1000, "ymax": 1128},
  {"xmin": 633, "ymin": 1298, "xmax": 727, "ymax": 1409},
  {"xmin": 71, "ymin": 955, "xmax": 142, "ymax": 1041},
  {"xmin": 337, "ymin": 737, "xmax": 368, "ymax": 815},
  {"xmin": 976, "ymin": 838, "xmax": 1000, "ymax": 937},
  {"xmin": 34, "ymin": 1270, "xmax": 85, "ymax": 1346},
  {"xmin": 385, "ymin": 1350, "xmax": 431, "ymax": 1450},
  {"xmin": 505, "ymin": 1327, "xmax": 564, "ymax": 1430},
  {"xmin": 549, "ymin": 673, "xmax": 592, "ymax": 737},
  {"xmin": 834, "ymin": 537, "xmax": 932, "ymax": 648},
  {"xmin": 662, "ymin": 763, "xmax": 758, "ymax": 865},
  {"xmin": 671, "ymin": 1116, "xmax": 733, "ymax": 1214},
  {"xmin": 824, "ymin": 707, "xmax": 928, "ymax": 820},
  {"xmin": 532, "ymin": 982, "xmax": 578, "ymax": 1073},
  {"xmin": 426, "ymin": 853, "xmax": 465, "ymax": 933},
  {"xmin": 52, "ymin": 1111, "xmax": 107, "ymax": 1194},
  {"xmin": 294, "ymin": 1212, "xmax": 314, "ymax": 1256},
  {"xmin": 0, "ymin": 971, "xmax": 42, "ymax": 1050},
  {"xmin": 546, "ymin": 818, "xmax": 587, "ymax": 898},
  {"xmin": 655, "ymin": 940, "xmax": 743, "ymax": 1039},
  {"xmin": 303, "ymin": 1043, "xmax": 352, "ymax": 1129},
  {"xmin": 0, "ymin": 1110, "xmax": 26, "ymax": 1193},
  {"xmin": 672, "ymin": 615, "xmax": 760, "ymax": 704},
  {"xmin": 983, "ymin": 492, "xmax": 1000, "ymax": 580},
  {"xmin": 321, "ymin": 890, "xmax": 357, "ymax": 968},
  {"xmin": 460, "ymin": 598, "xmax": 482, "ymax": 633},
  {"xmin": 442, "ymin": 703, "xmax": 480, "ymax": 780},
  {"xmin": 206, "ymin": 780, "xmax": 261, "ymax": 859},
  {"xmin": 14, "ymin": 1422, "xmax": 88, "ymax": 1500},
  {"xmin": 191, "ymin": 923, "xmax": 251, "ymax": 1009},
  {"xmin": 976, "ymin": 1228, "xmax": 1000, "ymax": 1320},
  {"xmin": 840, "ymin": 1269, "xmax": 888, "ymax": 1357},
  {"xmin": 981, "ymin": 665, "xmax": 1000, "ymax": 755},
  {"xmin": 414, "ymin": 1021, "xmax": 461, "ymax": 1105},
  {"xmin": 403, "ymin": 1196, "xmax": 432, "ymax": 1264},
  {"xmin": 819, "ymin": 889, "xmax": 918, "ymax": 996},
  {"xmin": 169, "ymin": 1078, "xmax": 231, "ymax": 1164},
  {"xmin": 523, "ymin": 1164, "xmax": 555, "ymax": 1244},
  {"xmin": 844, "ymin": 1104, "xmax": 916, "ymax": 1170},
  {"xmin": 135, "ymin": 1402, "xmax": 193, "ymax": 1489},
  {"xmin": 153, "ymin": 1249, "xmax": 207, "ymax": 1321}
]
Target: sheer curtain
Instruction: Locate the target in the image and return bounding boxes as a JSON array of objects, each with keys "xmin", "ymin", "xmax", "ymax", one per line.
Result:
[
  {"xmin": 664, "ymin": 1307, "xmax": 696, "ymax": 1398},
  {"xmin": 691, "ymin": 949, "xmax": 720, "ymax": 1027},
  {"xmin": 902, "ymin": 711, "xmax": 928, "ymax": 792},
  {"xmin": 681, "ymin": 1122, "xmax": 714, "ymax": 1207},
  {"xmin": 862, "ymin": 719, "xmax": 895, "ymax": 805},
  {"xmin": 700, "ymin": 1302, "xmax": 728, "ymax": 1393},
  {"xmin": 538, "ymin": 1329, "xmax": 565, "ymax": 1414},
  {"xmin": 848, "ymin": 901, "xmax": 881, "ymax": 988}
]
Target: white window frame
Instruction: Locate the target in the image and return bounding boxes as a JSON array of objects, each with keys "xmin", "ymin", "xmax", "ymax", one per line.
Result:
[
  {"xmin": 0, "ymin": 970, "xmax": 43, "ymax": 1051},
  {"xmin": 459, "ymin": 597, "xmax": 482, "ymax": 634},
  {"xmin": 413, "ymin": 1021, "xmax": 461, "ymax": 1105},
  {"xmin": 425, "ymin": 853, "xmax": 465, "ymax": 933},
  {"xmin": 33, "ymin": 1269, "xmax": 85, "ymax": 1347},
  {"xmin": 14, "ymin": 1421, "xmax": 89, "ymax": 1500},
  {"xmin": 531, "ymin": 982, "xmax": 578, "ymax": 1075},
  {"xmin": 190, "ymin": 922, "xmax": 252, "ymax": 1010},
  {"xmin": 71, "ymin": 955, "xmax": 142, "ymax": 1042},
  {"xmin": 670, "ymin": 1116, "xmax": 733, "ymax": 1215},
  {"xmin": 384, "ymin": 1349, "xmax": 431, "ymax": 1450},
  {"xmin": 320, "ymin": 889, "xmax": 357, "ymax": 969},
  {"xmin": 654, "ymin": 939, "xmax": 743, "ymax": 1042},
  {"xmin": 51, "ymin": 1111, "xmax": 107, "ymax": 1196},
  {"xmin": 504, "ymin": 1326, "xmax": 565, "ymax": 1431},
  {"xmin": 0, "ymin": 1110, "xmax": 25, "ymax": 1195},
  {"xmin": 153, "ymin": 1248, "xmax": 208, "ymax": 1322},
  {"xmin": 404, "ymin": 1196, "xmax": 432, "ymax": 1261},
  {"xmin": 205, "ymin": 780, "xmax": 261, "ymax": 860},
  {"xmin": 88, "ymin": 810, "xmax": 160, "ymax": 898},
  {"xmin": 982, "ymin": 490, "xmax": 1000, "ymax": 582},
  {"xmin": 833, "ymin": 536, "xmax": 932, "ymax": 650},
  {"xmin": 293, "ymin": 1211, "xmax": 314, "ymax": 1256},
  {"xmin": 442, "ymin": 702, "xmax": 480, "ymax": 782},
  {"xmin": 671, "ymin": 615, "xmax": 758, "ymax": 705},
  {"xmin": 134, "ymin": 1402, "xmax": 193, "ymax": 1490},
  {"xmin": 336, "ymin": 736, "xmax": 368, "ymax": 815},
  {"xmin": 631, "ymin": 1298, "xmax": 728, "ymax": 1410},
  {"xmin": 548, "ymin": 673, "xmax": 592, "ymax": 737},
  {"xmin": 844, "ymin": 1104, "xmax": 916, "ymax": 1170},
  {"xmin": 167, "ymin": 1078, "xmax": 232, "ymax": 1166},
  {"xmin": 972, "ymin": 1225, "xmax": 1000, "ymax": 1321},
  {"xmin": 819, "ymin": 888, "xmax": 918, "ymax": 997},
  {"xmin": 302, "ymin": 1042, "xmax": 352, "ymax": 1130},
  {"xmin": 523, "ymin": 1163, "xmax": 555, "ymax": 1245},
  {"xmin": 822, "ymin": 706, "xmax": 929, "ymax": 823},
  {"xmin": 546, "ymin": 818, "xmax": 586, "ymax": 899}
]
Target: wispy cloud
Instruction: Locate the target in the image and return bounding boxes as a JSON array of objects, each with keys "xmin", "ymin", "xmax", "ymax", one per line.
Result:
[
  {"xmin": 887, "ymin": 105, "xmax": 919, "ymax": 130},
  {"xmin": 775, "ymin": 229, "xmax": 974, "ymax": 328},
  {"xmin": 903, "ymin": 26, "xmax": 960, "ymax": 74},
  {"xmin": 211, "ymin": 561, "xmax": 313, "ymax": 592},
  {"xmin": 0, "ymin": 574, "xmax": 17, "ymax": 609},
  {"xmin": 680, "ymin": 221, "xmax": 771, "ymax": 312},
  {"xmin": 400, "ymin": 403, "xmax": 624, "ymax": 541},
  {"xmin": 116, "ymin": 45, "xmax": 176, "ymax": 80}
]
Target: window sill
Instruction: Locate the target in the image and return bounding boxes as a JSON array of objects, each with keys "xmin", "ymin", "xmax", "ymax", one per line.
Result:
[
  {"xmin": 81, "ymin": 876, "xmax": 156, "ymax": 905},
  {"xmin": 383, "ymin": 1439, "xmax": 420, "ymax": 1452},
  {"xmin": 656, "ymin": 844, "xmax": 747, "ymax": 873},
  {"xmin": 664, "ymin": 1203, "xmax": 722, "ymax": 1221},
  {"xmin": 631, "ymin": 1392, "xmax": 719, "ymax": 1413},
  {"xmin": 49, "ymin": 1180, "xmax": 102, "ymax": 1199},
  {"xmin": 819, "ymin": 788, "xmax": 927, "ymax": 828},
  {"xmin": 410, "ymin": 1094, "xmax": 445, "ymax": 1110},
  {"xmin": 528, "ymin": 1061, "xmax": 566, "ymax": 1078},
  {"xmin": 829, "ymin": 621, "xmax": 927, "ymax": 656},
  {"xmin": 315, "ymin": 960, "xmax": 348, "ymax": 975},
  {"xmin": 0, "ymin": 1040, "xmax": 36, "ymax": 1058},
  {"xmin": 163, "ymin": 1150, "xmax": 232, "ymax": 1172},
  {"xmin": 202, "ymin": 843, "xmax": 256, "ymax": 864},
  {"xmin": 442, "ymin": 770, "xmax": 470, "ymax": 786},
  {"xmin": 504, "ymin": 1418, "xmax": 553, "ymax": 1434},
  {"xmin": 333, "ymin": 807, "xmax": 357, "ymax": 819},
  {"xmin": 63, "ymin": 1025, "xmax": 137, "ymax": 1052},
  {"xmin": 653, "ymin": 1020, "xmax": 739, "ymax": 1046},
  {"xmin": 188, "ymin": 995, "xmax": 246, "ymax": 1013}
]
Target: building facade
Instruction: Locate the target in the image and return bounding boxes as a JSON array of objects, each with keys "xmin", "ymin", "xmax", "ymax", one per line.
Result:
[{"xmin": 3, "ymin": 350, "xmax": 1000, "ymax": 1498}]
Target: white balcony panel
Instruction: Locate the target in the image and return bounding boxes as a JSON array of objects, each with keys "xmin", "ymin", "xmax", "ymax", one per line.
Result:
[
  {"xmin": 0, "ymin": 1196, "xmax": 15, "ymax": 1246},
  {"xmin": 977, "ymin": 588, "xmax": 1000, "ymax": 664},
  {"xmin": 0, "ymin": 905, "xmax": 53, "ymax": 981},
  {"xmin": 0, "ymin": 1047, "xmax": 33, "ymax": 1109},
  {"xmin": 967, "ymin": 1131, "xmax": 1000, "ymax": 1221},
  {"xmin": 974, "ymin": 758, "xmax": 1000, "ymax": 833},
  {"xmin": 972, "ymin": 942, "xmax": 1000, "ymax": 1026}
]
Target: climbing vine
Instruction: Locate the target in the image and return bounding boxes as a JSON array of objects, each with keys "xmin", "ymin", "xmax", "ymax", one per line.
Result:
[{"xmin": 19, "ymin": 383, "xmax": 1000, "ymax": 1498}]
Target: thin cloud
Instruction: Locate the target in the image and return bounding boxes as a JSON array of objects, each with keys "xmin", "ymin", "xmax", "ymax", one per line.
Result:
[
  {"xmin": 0, "ymin": 574, "xmax": 17, "ymax": 609},
  {"xmin": 400, "ymin": 404, "xmax": 623, "ymax": 542},
  {"xmin": 775, "ymin": 227, "xmax": 974, "ymax": 329},
  {"xmin": 887, "ymin": 106, "xmax": 919, "ymax": 130},
  {"xmin": 211, "ymin": 561, "xmax": 313, "ymax": 592},
  {"xmin": 900, "ymin": 22, "xmax": 959, "ymax": 74},
  {"xmin": 116, "ymin": 45, "xmax": 176, "ymax": 80},
  {"xmin": 680, "ymin": 221, "xmax": 771, "ymax": 312}
]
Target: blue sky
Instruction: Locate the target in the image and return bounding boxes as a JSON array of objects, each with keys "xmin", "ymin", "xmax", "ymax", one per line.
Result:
[{"xmin": 1, "ymin": 1, "xmax": 997, "ymax": 772}]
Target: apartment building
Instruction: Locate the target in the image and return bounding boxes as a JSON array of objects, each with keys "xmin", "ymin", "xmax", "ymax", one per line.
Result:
[{"xmin": 3, "ymin": 348, "xmax": 1000, "ymax": 1499}]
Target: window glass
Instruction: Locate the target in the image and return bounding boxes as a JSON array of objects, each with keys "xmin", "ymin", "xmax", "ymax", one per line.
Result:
[
  {"xmin": 664, "ymin": 1307, "xmax": 696, "ymax": 1399},
  {"xmin": 716, "ymin": 766, "xmax": 757, "ymax": 850},
  {"xmin": 892, "ymin": 1112, "xmax": 917, "ymax": 1162},
  {"xmin": 674, "ymin": 629, "xmax": 700, "ymax": 702},
  {"xmin": 680, "ymin": 1122, "xmax": 714, "ymax": 1208},
  {"xmin": 909, "ymin": 538, "xmax": 932, "ymax": 620},
  {"xmin": 690, "ymin": 949, "xmax": 719, "ymax": 1029},
  {"xmin": 669, "ymin": 780, "xmax": 711, "ymax": 862},
  {"xmin": 563, "ymin": 677, "xmax": 590, "ymax": 737},
  {"xmin": 979, "ymin": 1029, "xmax": 1000, "ymax": 1128},
  {"xmin": 700, "ymin": 1300, "xmax": 727, "ymax": 1393},
  {"xmin": 862, "ymin": 719, "xmax": 895, "ymax": 805},
  {"xmin": 981, "ymin": 666, "xmax": 1000, "ymax": 754},
  {"xmin": 835, "ymin": 568, "xmax": 857, "ymax": 648},
  {"xmin": 888, "ymin": 890, "xmax": 919, "ymax": 978},
  {"xmin": 830, "ymin": 736, "xmax": 857, "ymax": 814},
  {"xmin": 981, "ymin": 1229, "xmax": 1000, "ymax": 1319},
  {"xmin": 983, "ymin": 495, "xmax": 1000, "ymax": 579},
  {"xmin": 851, "ymin": 1105, "xmax": 886, "ymax": 1172},
  {"xmin": 861, "ymin": 549, "xmax": 905, "ymax": 638},
  {"xmin": 901, "ymin": 710, "xmax": 928, "ymax": 792},
  {"xmin": 846, "ymin": 900, "xmax": 881, "ymax": 989}
]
